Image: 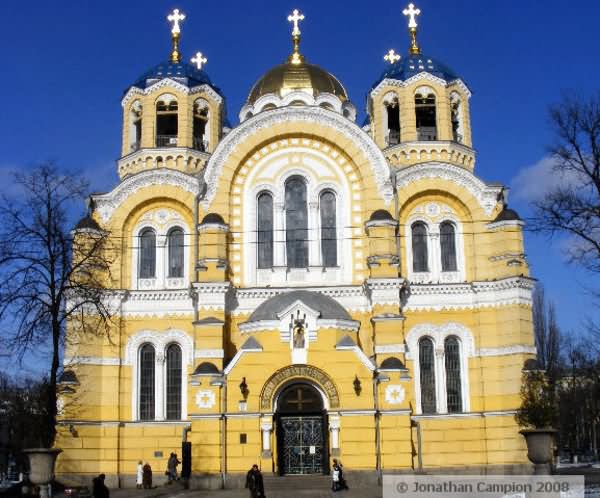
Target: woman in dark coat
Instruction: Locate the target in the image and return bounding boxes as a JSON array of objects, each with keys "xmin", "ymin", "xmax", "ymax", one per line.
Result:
[
  {"xmin": 92, "ymin": 473, "xmax": 110, "ymax": 498},
  {"xmin": 142, "ymin": 462, "xmax": 153, "ymax": 489},
  {"xmin": 245, "ymin": 464, "xmax": 265, "ymax": 498}
]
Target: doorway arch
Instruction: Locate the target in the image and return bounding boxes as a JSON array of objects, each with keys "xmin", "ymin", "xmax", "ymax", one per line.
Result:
[{"xmin": 275, "ymin": 382, "xmax": 329, "ymax": 475}]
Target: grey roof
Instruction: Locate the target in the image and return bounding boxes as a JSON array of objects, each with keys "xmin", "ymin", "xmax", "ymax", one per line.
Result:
[
  {"xmin": 248, "ymin": 290, "xmax": 351, "ymax": 322},
  {"xmin": 336, "ymin": 335, "xmax": 357, "ymax": 348},
  {"xmin": 59, "ymin": 370, "xmax": 79, "ymax": 384},
  {"xmin": 74, "ymin": 215, "xmax": 101, "ymax": 231},
  {"xmin": 241, "ymin": 337, "xmax": 263, "ymax": 350},
  {"xmin": 193, "ymin": 362, "xmax": 220, "ymax": 375},
  {"xmin": 193, "ymin": 317, "xmax": 224, "ymax": 326},
  {"xmin": 380, "ymin": 357, "xmax": 406, "ymax": 370},
  {"xmin": 494, "ymin": 206, "xmax": 522, "ymax": 222}
]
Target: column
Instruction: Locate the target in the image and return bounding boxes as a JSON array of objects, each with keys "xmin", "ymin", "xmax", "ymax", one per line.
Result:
[
  {"xmin": 273, "ymin": 202, "xmax": 286, "ymax": 268},
  {"xmin": 260, "ymin": 416, "xmax": 273, "ymax": 458},
  {"xmin": 308, "ymin": 202, "xmax": 320, "ymax": 268},
  {"xmin": 329, "ymin": 413, "xmax": 341, "ymax": 456}
]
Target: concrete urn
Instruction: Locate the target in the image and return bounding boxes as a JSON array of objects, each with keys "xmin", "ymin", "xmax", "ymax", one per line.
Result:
[
  {"xmin": 22, "ymin": 448, "xmax": 62, "ymax": 498},
  {"xmin": 520, "ymin": 429, "xmax": 556, "ymax": 475}
]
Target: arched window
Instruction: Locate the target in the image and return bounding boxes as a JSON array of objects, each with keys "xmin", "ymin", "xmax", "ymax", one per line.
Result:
[
  {"xmin": 156, "ymin": 95, "xmax": 178, "ymax": 147},
  {"xmin": 440, "ymin": 221, "xmax": 457, "ymax": 272},
  {"xmin": 257, "ymin": 192, "xmax": 274, "ymax": 269},
  {"xmin": 415, "ymin": 91, "xmax": 437, "ymax": 141},
  {"xmin": 166, "ymin": 344, "xmax": 182, "ymax": 420},
  {"xmin": 129, "ymin": 101, "xmax": 142, "ymax": 152},
  {"xmin": 419, "ymin": 337, "xmax": 436, "ymax": 414},
  {"xmin": 193, "ymin": 100, "xmax": 209, "ymax": 151},
  {"xmin": 411, "ymin": 222, "xmax": 429, "ymax": 272},
  {"xmin": 450, "ymin": 94, "xmax": 464, "ymax": 143},
  {"xmin": 139, "ymin": 228, "xmax": 156, "ymax": 279},
  {"xmin": 320, "ymin": 191, "xmax": 337, "ymax": 267},
  {"xmin": 444, "ymin": 336, "xmax": 463, "ymax": 413},
  {"xmin": 285, "ymin": 176, "xmax": 308, "ymax": 268},
  {"xmin": 167, "ymin": 228, "xmax": 184, "ymax": 278},
  {"xmin": 385, "ymin": 97, "xmax": 401, "ymax": 146},
  {"xmin": 139, "ymin": 344, "xmax": 155, "ymax": 421}
]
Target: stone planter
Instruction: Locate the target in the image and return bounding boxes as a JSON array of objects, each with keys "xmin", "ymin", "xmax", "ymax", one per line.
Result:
[
  {"xmin": 520, "ymin": 429, "xmax": 556, "ymax": 475},
  {"xmin": 22, "ymin": 448, "xmax": 62, "ymax": 498}
]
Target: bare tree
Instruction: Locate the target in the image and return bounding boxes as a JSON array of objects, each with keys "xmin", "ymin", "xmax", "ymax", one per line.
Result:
[
  {"xmin": 531, "ymin": 92, "xmax": 600, "ymax": 276},
  {"xmin": 0, "ymin": 163, "xmax": 114, "ymax": 446},
  {"xmin": 532, "ymin": 284, "xmax": 561, "ymax": 376}
]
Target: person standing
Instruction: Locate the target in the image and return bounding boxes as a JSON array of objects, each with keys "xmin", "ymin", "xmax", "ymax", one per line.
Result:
[
  {"xmin": 142, "ymin": 462, "xmax": 153, "ymax": 489},
  {"xmin": 136, "ymin": 461, "xmax": 143, "ymax": 489},
  {"xmin": 245, "ymin": 464, "xmax": 265, "ymax": 498},
  {"xmin": 167, "ymin": 453, "xmax": 180, "ymax": 484},
  {"xmin": 332, "ymin": 459, "xmax": 348, "ymax": 492}
]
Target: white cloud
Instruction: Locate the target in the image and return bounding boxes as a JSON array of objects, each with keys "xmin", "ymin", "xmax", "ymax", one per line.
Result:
[{"xmin": 510, "ymin": 156, "xmax": 582, "ymax": 203}]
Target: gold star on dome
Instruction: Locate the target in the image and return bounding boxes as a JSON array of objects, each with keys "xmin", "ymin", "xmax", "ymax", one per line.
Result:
[
  {"xmin": 384, "ymin": 49, "xmax": 401, "ymax": 64},
  {"xmin": 287, "ymin": 9, "xmax": 306, "ymax": 65},
  {"xmin": 167, "ymin": 8, "xmax": 186, "ymax": 63},
  {"xmin": 402, "ymin": 3, "xmax": 422, "ymax": 55}
]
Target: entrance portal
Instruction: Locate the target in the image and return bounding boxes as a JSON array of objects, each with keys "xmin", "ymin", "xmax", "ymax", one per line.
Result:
[{"xmin": 276, "ymin": 383, "xmax": 328, "ymax": 475}]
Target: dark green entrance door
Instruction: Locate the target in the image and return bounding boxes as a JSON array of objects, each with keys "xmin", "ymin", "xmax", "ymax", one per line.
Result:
[{"xmin": 276, "ymin": 384, "xmax": 328, "ymax": 475}]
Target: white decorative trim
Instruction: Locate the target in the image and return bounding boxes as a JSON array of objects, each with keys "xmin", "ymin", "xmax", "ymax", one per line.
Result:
[
  {"xmin": 335, "ymin": 342, "xmax": 376, "ymax": 371},
  {"xmin": 405, "ymin": 276, "xmax": 535, "ymax": 311},
  {"xmin": 339, "ymin": 410, "xmax": 377, "ymax": 416},
  {"xmin": 395, "ymin": 162, "xmax": 502, "ymax": 216},
  {"xmin": 223, "ymin": 345, "xmax": 262, "ymax": 375},
  {"xmin": 125, "ymin": 329, "xmax": 194, "ymax": 365},
  {"xmin": 193, "ymin": 282, "xmax": 231, "ymax": 311},
  {"xmin": 194, "ymin": 349, "xmax": 225, "ymax": 359},
  {"xmin": 486, "ymin": 219, "xmax": 526, "ymax": 230},
  {"xmin": 412, "ymin": 409, "xmax": 517, "ymax": 421},
  {"xmin": 195, "ymin": 390, "xmax": 216, "ymax": 409},
  {"xmin": 122, "ymin": 80, "xmax": 223, "ymax": 107},
  {"xmin": 63, "ymin": 356, "xmax": 121, "ymax": 366},
  {"xmin": 203, "ymin": 106, "xmax": 394, "ymax": 209},
  {"xmin": 93, "ymin": 169, "xmax": 200, "ymax": 223},
  {"xmin": 478, "ymin": 345, "xmax": 537, "ymax": 357},
  {"xmin": 385, "ymin": 385, "xmax": 406, "ymax": 405},
  {"xmin": 365, "ymin": 278, "xmax": 404, "ymax": 307},
  {"xmin": 123, "ymin": 289, "xmax": 194, "ymax": 317},
  {"xmin": 371, "ymin": 75, "xmax": 471, "ymax": 99},
  {"xmin": 375, "ymin": 344, "xmax": 406, "ymax": 354}
]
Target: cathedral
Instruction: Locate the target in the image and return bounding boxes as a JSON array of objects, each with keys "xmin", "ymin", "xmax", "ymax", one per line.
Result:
[{"xmin": 56, "ymin": 4, "xmax": 536, "ymax": 488}]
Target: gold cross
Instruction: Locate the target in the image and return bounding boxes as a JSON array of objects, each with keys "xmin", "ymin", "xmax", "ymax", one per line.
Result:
[
  {"xmin": 403, "ymin": 3, "xmax": 421, "ymax": 28},
  {"xmin": 384, "ymin": 49, "xmax": 401, "ymax": 64},
  {"xmin": 287, "ymin": 9, "xmax": 305, "ymax": 36},
  {"xmin": 167, "ymin": 8, "xmax": 186, "ymax": 34}
]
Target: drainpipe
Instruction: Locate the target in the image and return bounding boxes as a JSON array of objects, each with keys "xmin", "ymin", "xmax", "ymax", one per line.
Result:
[
  {"xmin": 373, "ymin": 372, "xmax": 390, "ymax": 485},
  {"xmin": 211, "ymin": 376, "xmax": 227, "ymax": 489},
  {"xmin": 182, "ymin": 425, "xmax": 191, "ymax": 442},
  {"xmin": 413, "ymin": 419, "xmax": 423, "ymax": 472}
]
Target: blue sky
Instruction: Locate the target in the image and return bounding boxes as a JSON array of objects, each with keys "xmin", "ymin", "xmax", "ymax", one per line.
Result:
[{"xmin": 0, "ymin": 0, "xmax": 599, "ymax": 375}]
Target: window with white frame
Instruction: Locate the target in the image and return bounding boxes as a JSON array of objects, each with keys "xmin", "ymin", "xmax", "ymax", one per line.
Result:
[
  {"xmin": 137, "ymin": 342, "xmax": 184, "ymax": 421},
  {"xmin": 414, "ymin": 333, "xmax": 468, "ymax": 415},
  {"xmin": 406, "ymin": 203, "xmax": 464, "ymax": 283},
  {"xmin": 133, "ymin": 209, "xmax": 190, "ymax": 290}
]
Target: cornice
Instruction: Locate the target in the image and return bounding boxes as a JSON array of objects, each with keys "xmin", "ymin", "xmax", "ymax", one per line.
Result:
[
  {"xmin": 371, "ymin": 74, "xmax": 472, "ymax": 99},
  {"xmin": 122, "ymin": 79, "xmax": 223, "ymax": 107}
]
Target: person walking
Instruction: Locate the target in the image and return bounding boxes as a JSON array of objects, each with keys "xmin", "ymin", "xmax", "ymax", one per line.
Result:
[
  {"xmin": 136, "ymin": 461, "xmax": 143, "ymax": 489},
  {"xmin": 331, "ymin": 459, "xmax": 348, "ymax": 492},
  {"xmin": 245, "ymin": 464, "xmax": 265, "ymax": 498},
  {"xmin": 167, "ymin": 453, "xmax": 180, "ymax": 484},
  {"xmin": 92, "ymin": 473, "xmax": 110, "ymax": 498},
  {"xmin": 142, "ymin": 462, "xmax": 153, "ymax": 489}
]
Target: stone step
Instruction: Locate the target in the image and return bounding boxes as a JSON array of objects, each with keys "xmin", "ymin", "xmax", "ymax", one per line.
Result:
[{"xmin": 263, "ymin": 474, "xmax": 331, "ymax": 490}]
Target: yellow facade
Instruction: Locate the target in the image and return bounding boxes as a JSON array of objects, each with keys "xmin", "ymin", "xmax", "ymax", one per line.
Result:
[{"xmin": 56, "ymin": 6, "xmax": 535, "ymax": 489}]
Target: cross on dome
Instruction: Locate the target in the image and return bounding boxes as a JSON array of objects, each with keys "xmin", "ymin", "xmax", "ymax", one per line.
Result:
[
  {"xmin": 403, "ymin": 3, "xmax": 420, "ymax": 28},
  {"xmin": 384, "ymin": 49, "xmax": 401, "ymax": 64},
  {"xmin": 191, "ymin": 52, "xmax": 208, "ymax": 70},
  {"xmin": 167, "ymin": 8, "xmax": 186, "ymax": 34},
  {"xmin": 287, "ymin": 9, "xmax": 305, "ymax": 36}
]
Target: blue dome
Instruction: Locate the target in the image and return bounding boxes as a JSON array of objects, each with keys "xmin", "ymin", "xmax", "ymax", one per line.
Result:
[
  {"xmin": 372, "ymin": 53, "xmax": 460, "ymax": 89},
  {"xmin": 131, "ymin": 60, "xmax": 223, "ymax": 96}
]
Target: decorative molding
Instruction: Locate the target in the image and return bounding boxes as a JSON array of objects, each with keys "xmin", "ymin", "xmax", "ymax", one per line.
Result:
[
  {"xmin": 405, "ymin": 322, "xmax": 475, "ymax": 360},
  {"xmin": 193, "ymin": 282, "xmax": 231, "ymax": 311},
  {"xmin": 124, "ymin": 329, "xmax": 194, "ymax": 365},
  {"xmin": 63, "ymin": 356, "xmax": 121, "ymax": 366},
  {"xmin": 335, "ymin": 342, "xmax": 376, "ymax": 371},
  {"xmin": 202, "ymin": 106, "xmax": 394, "ymax": 209},
  {"xmin": 365, "ymin": 278, "xmax": 405, "ymax": 307},
  {"xmin": 194, "ymin": 349, "xmax": 225, "ymax": 359},
  {"xmin": 478, "ymin": 345, "xmax": 537, "ymax": 357},
  {"xmin": 486, "ymin": 219, "xmax": 526, "ymax": 230},
  {"xmin": 93, "ymin": 169, "xmax": 201, "ymax": 222},
  {"xmin": 371, "ymin": 74, "xmax": 471, "ymax": 99},
  {"xmin": 195, "ymin": 390, "xmax": 216, "ymax": 409},
  {"xmin": 122, "ymin": 80, "xmax": 223, "ymax": 107},
  {"xmin": 122, "ymin": 289, "xmax": 194, "ymax": 317},
  {"xmin": 395, "ymin": 162, "xmax": 502, "ymax": 216},
  {"xmin": 374, "ymin": 344, "xmax": 406, "ymax": 354}
]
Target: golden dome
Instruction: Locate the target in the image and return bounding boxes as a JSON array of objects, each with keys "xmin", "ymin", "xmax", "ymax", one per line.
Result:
[{"xmin": 247, "ymin": 61, "xmax": 348, "ymax": 104}]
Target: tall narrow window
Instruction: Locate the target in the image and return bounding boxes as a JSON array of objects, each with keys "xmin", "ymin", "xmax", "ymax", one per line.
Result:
[
  {"xmin": 139, "ymin": 344, "xmax": 155, "ymax": 420},
  {"xmin": 156, "ymin": 96, "xmax": 178, "ymax": 147},
  {"xmin": 440, "ymin": 221, "xmax": 457, "ymax": 272},
  {"xmin": 257, "ymin": 192, "xmax": 274, "ymax": 269},
  {"xmin": 129, "ymin": 101, "xmax": 142, "ymax": 152},
  {"xmin": 285, "ymin": 176, "xmax": 308, "ymax": 268},
  {"xmin": 193, "ymin": 101, "xmax": 209, "ymax": 151},
  {"xmin": 444, "ymin": 336, "xmax": 463, "ymax": 413},
  {"xmin": 320, "ymin": 191, "xmax": 337, "ymax": 267},
  {"xmin": 166, "ymin": 344, "xmax": 182, "ymax": 420},
  {"xmin": 415, "ymin": 91, "xmax": 437, "ymax": 141},
  {"xmin": 419, "ymin": 337, "xmax": 437, "ymax": 414},
  {"xmin": 411, "ymin": 222, "xmax": 429, "ymax": 272},
  {"xmin": 385, "ymin": 98, "xmax": 401, "ymax": 146},
  {"xmin": 451, "ymin": 96, "xmax": 463, "ymax": 143},
  {"xmin": 139, "ymin": 228, "xmax": 156, "ymax": 279},
  {"xmin": 167, "ymin": 228, "xmax": 184, "ymax": 278}
]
